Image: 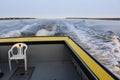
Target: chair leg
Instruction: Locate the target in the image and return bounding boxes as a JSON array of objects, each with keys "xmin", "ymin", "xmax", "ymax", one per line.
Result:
[
  {"xmin": 24, "ymin": 58, "xmax": 27, "ymax": 71},
  {"xmin": 9, "ymin": 60, "xmax": 12, "ymax": 71}
]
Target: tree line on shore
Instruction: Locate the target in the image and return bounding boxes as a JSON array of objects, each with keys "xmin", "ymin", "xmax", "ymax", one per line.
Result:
[{"xmin": 0, "ymin": 17, "xmax": 35, "ymax": 20}]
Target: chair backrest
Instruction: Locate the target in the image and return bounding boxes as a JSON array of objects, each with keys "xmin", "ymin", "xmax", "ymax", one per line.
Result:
[{"xmin": 10, "ymin": 43, "xmax": 28, "ymax": 55}]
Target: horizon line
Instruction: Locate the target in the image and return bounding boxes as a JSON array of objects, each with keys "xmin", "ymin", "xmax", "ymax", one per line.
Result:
[{"xmin": 0, "ymin": 17, "xmax": 120, "ymax": 20}]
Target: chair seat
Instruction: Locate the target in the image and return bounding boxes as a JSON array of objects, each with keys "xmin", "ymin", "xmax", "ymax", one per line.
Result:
[{"xmin": 10, "ymin": 55, "xmax": 25, "ymax": 60}]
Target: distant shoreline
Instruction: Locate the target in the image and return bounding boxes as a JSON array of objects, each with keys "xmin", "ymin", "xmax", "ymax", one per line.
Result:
[
  {"xmin": 66, "ymin": 17, "xmax": 120, "ymax": 20},
  {"xmin": 0, "ymin": 18, "xmax": 36, "ymax": 20},
  {"xmin": 0, "ymin": 17, "xmax": 120, "ymax": 20}
]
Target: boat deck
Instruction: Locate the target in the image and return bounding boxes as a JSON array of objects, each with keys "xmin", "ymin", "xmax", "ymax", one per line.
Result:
[
  {"xmin": 0, "ymin": 61, "xmax": 81, "ymax": 80},
  {"xmin": 0, "ymin": 36, "xmax": 119, "ymax": 80}
]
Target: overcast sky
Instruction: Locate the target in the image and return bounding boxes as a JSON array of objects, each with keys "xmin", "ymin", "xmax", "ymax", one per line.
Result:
[{"xmin": 0, "ymin": 0, "xmax": 119, "ymax": 18}]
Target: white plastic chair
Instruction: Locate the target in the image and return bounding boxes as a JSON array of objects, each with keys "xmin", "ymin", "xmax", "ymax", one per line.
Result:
[{"xmin": 8, "ymin": 43, "xmax": 28, "ymax": 71}]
